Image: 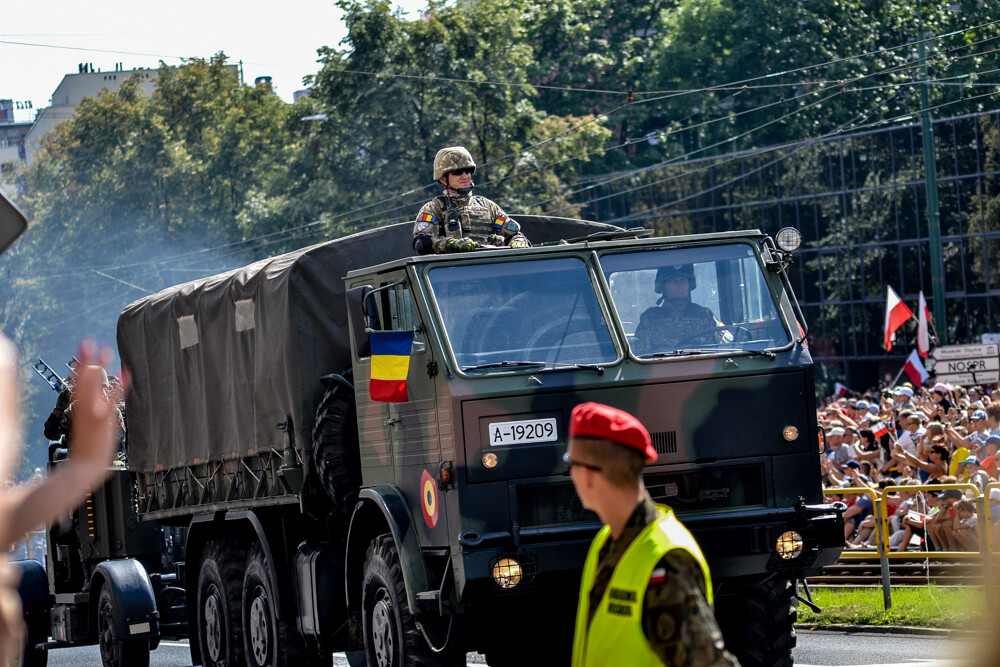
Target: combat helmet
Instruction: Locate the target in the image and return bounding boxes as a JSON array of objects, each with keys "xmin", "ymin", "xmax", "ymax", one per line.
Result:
[
  {"xmin": 434, "ymin": 146, "xmax": 477, "ymax": 181},
  {"xmin": 655, "ymin": 264, "xmax": 696, "ymax": 292}
]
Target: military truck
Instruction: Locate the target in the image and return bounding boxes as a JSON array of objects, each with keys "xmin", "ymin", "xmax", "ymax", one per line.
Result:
[{"xmin": 23, "ymin": 216, "xmax": 843, "ymax": 667}]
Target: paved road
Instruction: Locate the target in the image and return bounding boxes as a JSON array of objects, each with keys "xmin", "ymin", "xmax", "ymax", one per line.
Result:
[{"xmin": 43, "ymin": 630, "xmax": 984, "ymax": 666}]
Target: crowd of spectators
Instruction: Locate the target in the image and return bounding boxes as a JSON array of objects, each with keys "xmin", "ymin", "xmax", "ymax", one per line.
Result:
[{"xmin": 819, "ymin": 381, "xmax": 1000, "ymax": 552}]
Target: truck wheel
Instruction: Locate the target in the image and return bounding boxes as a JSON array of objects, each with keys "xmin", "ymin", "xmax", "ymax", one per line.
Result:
[
  {"xmin": 715, "ymin": 577, "xmax": 796, "ymax": 667},
  {"xmin": 362, "ymin": 534, "xmax": 461, "ymax": 667},
  {"xmin": 197, "ymin": 539, "xmax": 247, "ymax": 667},
  {"xmin": 242, "ymin": 542, "xmax": 311, "ymax": 667},
  {"xmin": 312, "ymin": 376, "xmax": 362, "ymax": 515},
  {"xmin": 97, "ymin": 582, "xmax": 150, "ymax": 667}
]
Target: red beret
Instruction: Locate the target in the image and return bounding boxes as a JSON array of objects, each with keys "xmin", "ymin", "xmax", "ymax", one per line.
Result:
[{"xmin": 569, "ymin": 402, "xmax": 657, "ymax": 462}]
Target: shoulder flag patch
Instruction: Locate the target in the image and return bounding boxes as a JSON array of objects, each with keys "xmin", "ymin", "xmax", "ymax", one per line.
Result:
[
  {"xmin": 420, "ymin": 213, "xmax": 437, "ymax": 224},
  {"xmin": 370, "ymin": 331, "xmax": 414, "ymax": 402},
  {"xmin": 492, "ymin": 215, "xmax": 508, "ymax": 231}
]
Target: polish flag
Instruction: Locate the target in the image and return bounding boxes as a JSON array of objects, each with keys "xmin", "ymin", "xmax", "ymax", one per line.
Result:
[
  {"xmin": 917, "ymin": 291, "xmax": 931, "ymax": 358},
  {"xmin": 834, "ymin": 382, "xmax": 849, "ymax": 397},
  {"xmin": 872, "ymin": 421, "xmax": 889, "ymax": 438},
  {"xmin": 883, "ymin": 286, "xmax": 913, "ymax": 352},
  {"xmin": 902, "ymin": 349, "xmax": 929, "ymax": 387}
]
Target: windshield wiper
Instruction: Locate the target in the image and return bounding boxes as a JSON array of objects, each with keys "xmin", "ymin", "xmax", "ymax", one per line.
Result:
[
  {"xmin": 462, "ymin": 360, "xmax": 546, "ymax": 371},
  {"xmin": 713, "ymin": 348, "xmax": 777, "ymax": 360},
  {"xmin": 641, "ymin": 349, "xmax": 712, "ymax": 358},
  {"xmin": 462, "ymin": 360, "xmax": 605, "ymax": 374},
  {"xmin": 641, "ymin": 348, "xmax": 776, "ymax": 360}
]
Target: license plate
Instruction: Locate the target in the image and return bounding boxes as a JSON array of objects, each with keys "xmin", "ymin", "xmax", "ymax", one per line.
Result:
[{"xmin": 488, "ymin": 418, "xmax": 558, "ymax": 446}]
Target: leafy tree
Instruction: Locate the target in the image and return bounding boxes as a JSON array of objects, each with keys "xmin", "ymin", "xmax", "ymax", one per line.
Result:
[
  {"xmin": 1, "ymin": 54, "xmax": 295, "ymax": 471},
  {"xmin": 257, "ymin": 0, "xmax": 611, "ymax": 234}
]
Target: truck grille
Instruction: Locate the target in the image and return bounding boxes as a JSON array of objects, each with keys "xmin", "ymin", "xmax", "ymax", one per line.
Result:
[
  {"xmin": 646, "ymin": 464, "xmax": 764, "ymax": 514},
  {"xmin": 651, "ymin": 430, "xmax": 677, "ymax": 455},
  {"xmin": 517, "ymin": 482, "xmax": 596, "ymax": 528}
]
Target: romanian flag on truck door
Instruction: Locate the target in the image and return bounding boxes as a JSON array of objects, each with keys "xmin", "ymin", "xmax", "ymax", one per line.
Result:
[{"xmin": 369, "ymin": 331, "xmax": 414, "ymax": 402}]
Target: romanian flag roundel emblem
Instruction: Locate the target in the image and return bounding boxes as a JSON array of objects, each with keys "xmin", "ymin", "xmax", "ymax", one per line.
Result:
[{"xmin": 420, "ymin": 469, "xmax": 439, "ymax": 528}]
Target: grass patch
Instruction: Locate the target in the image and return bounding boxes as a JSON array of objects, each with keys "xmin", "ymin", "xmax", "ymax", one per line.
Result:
[{"xmin": 796, "ymin": 586, "xmax": 988, "ymax": 629}]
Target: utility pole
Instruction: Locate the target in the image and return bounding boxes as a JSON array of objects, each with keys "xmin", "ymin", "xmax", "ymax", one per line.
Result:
[{"xmin": 918, "ymin": 5, "xmax": 947, "ymax": 344}]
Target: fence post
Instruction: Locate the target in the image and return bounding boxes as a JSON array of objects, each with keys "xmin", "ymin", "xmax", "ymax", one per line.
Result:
[{"xmin": 874, "ymin": 492, "xmax": 892, "ymax": 610}]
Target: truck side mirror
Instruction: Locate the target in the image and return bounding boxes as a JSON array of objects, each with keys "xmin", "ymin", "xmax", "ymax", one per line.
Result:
[{"xmin": 346, "ymin": 285, "xmax": 373, "ymax": 358}]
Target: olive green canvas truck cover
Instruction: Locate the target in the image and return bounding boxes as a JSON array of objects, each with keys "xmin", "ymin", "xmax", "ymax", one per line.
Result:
[{"xmin": 116, "ymin": 217, "xmax": 619, "ymax": 475}]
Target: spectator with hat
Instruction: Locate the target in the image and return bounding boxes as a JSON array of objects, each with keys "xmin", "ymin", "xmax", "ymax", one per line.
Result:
[
  {"xmin": 959, "ymin": 456, "xmax": 992, "ymax": 492},
  {"xmin": 565, "ymin": 402, "xmax": 737, "ymax": 666},
  {"xmin": 892, "ymin": 386, "xmax": 917, "ymax": 412},
  {"xmin": 948, "ymin": 409, "xmax": 991, "ymax": 450},
  {"xmin": 826, "ymin": 427, "xmax": 854, "ymax": 467},
  {"xmin": 926, "ymin": 383, "xmax": 955, "ymax": 421}
]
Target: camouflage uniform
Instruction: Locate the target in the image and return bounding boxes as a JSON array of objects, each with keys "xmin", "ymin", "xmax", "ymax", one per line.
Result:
[
  {"xmin": 587, "ymin": 492, "xmax": 738, "ymax": 666},
  {"xmin": 633, "ymin": 301, "xmax": 721, "ymax": 354},
  {"xmin": 412, "ymin": 146, "xmax": 528, "ymax": 254},
  {"xmin": 413, "ymin": 192, "xmax": 527, "ymax": 253}
]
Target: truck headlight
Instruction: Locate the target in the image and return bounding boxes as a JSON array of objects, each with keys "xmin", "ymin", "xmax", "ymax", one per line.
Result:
[
  {"xmin": 492, "ymin": 557, "xmax": 522, "ymax": 589},
  {"xmin": 776, "ymin": 227, "xmax": 802, "ymax": 252},
  {"xmin": 775, "ymin": 531, "xmax": 803, "ymax": 559}
]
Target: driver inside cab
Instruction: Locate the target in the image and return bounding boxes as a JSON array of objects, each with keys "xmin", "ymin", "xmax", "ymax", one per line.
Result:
[{"xmin": 632, "ymin": 264, "xmax": 729, "ymax": 355}]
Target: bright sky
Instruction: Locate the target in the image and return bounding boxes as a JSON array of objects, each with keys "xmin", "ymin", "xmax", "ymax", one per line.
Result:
[{"xmin": 1, "ymin": 0, "xmax": 427, "ymax": 123}]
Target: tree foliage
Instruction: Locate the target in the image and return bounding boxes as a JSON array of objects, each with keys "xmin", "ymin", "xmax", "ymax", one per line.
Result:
[{"xmin": 3, "ymin": 0, "xmax": 1000, "ymax": 468}]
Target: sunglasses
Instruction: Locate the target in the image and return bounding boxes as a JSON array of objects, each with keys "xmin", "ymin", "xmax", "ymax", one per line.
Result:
[
  {"xmin": 450, "ymin": 168, "xmax": 475, "ymax": 176},
  {"xmin": 563, "ymin": 452, "xmax": 602, "ymax": 472}
]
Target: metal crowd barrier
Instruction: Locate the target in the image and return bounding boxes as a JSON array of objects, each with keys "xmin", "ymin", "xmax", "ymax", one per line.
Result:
[{"xmin": 822, "ymin": 482, "xmax": 998, "ymax": 610}]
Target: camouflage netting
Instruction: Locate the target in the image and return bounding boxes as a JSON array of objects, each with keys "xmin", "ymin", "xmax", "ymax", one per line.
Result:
[{"xmin": 117, "ymin": 217, "xmax": 622, "ymax": 472}]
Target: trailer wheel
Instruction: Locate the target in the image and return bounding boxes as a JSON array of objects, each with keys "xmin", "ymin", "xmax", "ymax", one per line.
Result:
[
  {"xmin": 197, "ymin": 539, "xmax": 247, "ymax": 667},
  {"xmin": 362, "ymin": 534, "xmax": 461, "ymax": 667},
  {"xmin": 715, "ymin": 577, "xmax": 796, "ymax": 667},
  {"xmin": 312, "ymin": 375, "xmax": 362, "ymax": 515},
  {"xmin": 97, "ymin": 582, "xmax": 149, "ymax": 667}
]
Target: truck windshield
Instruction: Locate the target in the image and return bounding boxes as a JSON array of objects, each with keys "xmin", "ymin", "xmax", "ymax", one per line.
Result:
[
  {"xmin": 427, "ymin": 257, "xmax": 619, "ymax": 371},
  {"xmin": 599, "ymin": 244, "xmax": 791, "ymax": 357}
]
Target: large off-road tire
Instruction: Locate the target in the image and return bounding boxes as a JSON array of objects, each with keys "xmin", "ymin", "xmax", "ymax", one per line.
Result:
[
  {"xmin": 312, "ymin": 375, "xmax": 362, "ymax": 515},
  {"xmin": 97, "ymin": 582, "xmax": 150, "ymax": 667},
  {"xmin": 242, "ymin": 542, "xmax": 328, "ymax": 667},
  {"xmin": 715, "ymin": 577, "xmax": 796, "ymax": 667},
  {"xmin": 361, "ymin": 534, "xmax": 462, "ymax": 667},
  {"xmin": 13, "ymin": 559, "xmax": 49, "ymax": 667},
  {"xmin": 196, "ymin": 539, "xmax": 247, "ymax": 667}
]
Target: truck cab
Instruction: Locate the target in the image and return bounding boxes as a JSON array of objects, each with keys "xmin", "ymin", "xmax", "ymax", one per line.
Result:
[{"xmin": 343, "ymin": 226, "xmax": 843, "ymax": 666}]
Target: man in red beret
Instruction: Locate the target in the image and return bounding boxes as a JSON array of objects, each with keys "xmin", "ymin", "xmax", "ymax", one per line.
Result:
[{"xmin": 566, "ymin": 402, "xmax": 737, "ymax": 666}]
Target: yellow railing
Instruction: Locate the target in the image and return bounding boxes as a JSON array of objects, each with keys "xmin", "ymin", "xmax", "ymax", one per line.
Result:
[
  {"xmin": 825, "ymin": 483, "xmax": 994, "ymax": 559},
  {"xmin": 822, "ymin": 482, "xmax": 998, "ymax": 609}
]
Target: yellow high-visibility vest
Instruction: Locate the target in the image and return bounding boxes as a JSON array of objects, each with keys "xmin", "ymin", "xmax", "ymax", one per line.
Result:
[{"xmin": 571, "ymin": 505, "xmax": 712, "ymax": 667}]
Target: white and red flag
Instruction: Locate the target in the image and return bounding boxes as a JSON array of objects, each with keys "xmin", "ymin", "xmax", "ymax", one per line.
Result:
[
  {"xmin": 902, "ymin": 349, "xmax": 929, "ymax": 387},
  {"xmin": 917, "ymin": 291, "xmax": 931, "ymax": 358},
  {"xmin": 834, "ymin": 382, "xmax": 849, "ymax": 397},
  {"xmin": 883, "ymin": 286, "xmax": 913, "ymax": 352},
  {"xmin": 872, "ymin": 421, "xmax": 890, "ymax": 438}
]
